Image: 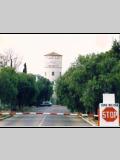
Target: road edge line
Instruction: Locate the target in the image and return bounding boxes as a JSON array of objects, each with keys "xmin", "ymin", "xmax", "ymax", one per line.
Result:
[{"xmin": 79, "ymin": 116, "xmax": 96, "ymax": 127}]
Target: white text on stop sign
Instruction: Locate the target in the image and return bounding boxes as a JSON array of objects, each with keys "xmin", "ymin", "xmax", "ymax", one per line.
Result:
[{"xmin": 102, "ymin": 111, "xmax": 117, "ymax": 119}]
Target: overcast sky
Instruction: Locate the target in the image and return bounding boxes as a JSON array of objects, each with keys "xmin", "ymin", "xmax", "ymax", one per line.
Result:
[{"xmin": 0, "ymin": 34, "xmax": 119, "ymax": 75}]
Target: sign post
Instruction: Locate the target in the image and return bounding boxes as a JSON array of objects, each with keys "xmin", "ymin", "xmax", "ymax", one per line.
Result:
[{"xmin": 99, "ymin": 94, "xmax": 119, "ymax": 127}]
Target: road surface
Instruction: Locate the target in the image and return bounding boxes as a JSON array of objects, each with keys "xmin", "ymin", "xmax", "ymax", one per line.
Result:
[{"xmin": 0, "ymin": 105, "xmax": 92, "ymax": 127}]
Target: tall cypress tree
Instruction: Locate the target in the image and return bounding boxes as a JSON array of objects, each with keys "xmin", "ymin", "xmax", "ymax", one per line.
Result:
[{"xmin": 23, "ymin": 63, "xmax": 27, "ymax": 74}]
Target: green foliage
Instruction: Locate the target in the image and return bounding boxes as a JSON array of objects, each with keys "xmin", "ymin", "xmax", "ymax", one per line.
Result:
[
  {"xmin": 17, "ymin": 73, "xmax": 37, "ymax": 110},
  {"xmin": 0, "ymin": 68, "xmax": 53, "ymax": 111},
  {"xmin": 56, "ymin": 40, "xmax": 120, "ymax": 113},
  {"xmin": 36, "ymin": 77, "xmax": 53, "ymax": 106},
  {"xmin": 0, "ymin": 67, "xmax": 18, "ymax": 110}
]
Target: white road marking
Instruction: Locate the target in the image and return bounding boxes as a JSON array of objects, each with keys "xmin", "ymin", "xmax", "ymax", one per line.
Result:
[
  {"xmin": 38, "ymin": 114, "xmax": 48, "ymax": 126},
  {"xmin": 79, "ymin": 116, "xmax": 96, "ymax": 126},
  {"xmin": 38, "ymin": 107, "xmax": 52, "ymax": 126}
]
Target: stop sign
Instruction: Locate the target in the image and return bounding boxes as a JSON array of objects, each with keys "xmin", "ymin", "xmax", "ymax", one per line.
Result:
[
  {"xmin": 99, "ymin": 103, "xmax": 119, "ymax": 126},
  {"xmin": 102, "ymin": 107, "xmax": 117, "ymax": 122}
]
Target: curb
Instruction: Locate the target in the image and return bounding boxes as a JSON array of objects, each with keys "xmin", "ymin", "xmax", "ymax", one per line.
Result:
[
  {"xmin": 79, "ymin": 116, "xmax": 97, "ymax": 126},
  {"xmin": 0, "ymin": 115, "xmax": 12, "ymax": 121}
]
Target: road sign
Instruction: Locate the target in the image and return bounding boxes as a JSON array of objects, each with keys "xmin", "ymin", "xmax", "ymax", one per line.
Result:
[
  {"xmin": 99, "ymin": 103, "xmax": 119, "ymax": 127},
  {"xmin": 103, "ymin": 93, "xmax": 115, "ymax": 104},
  {"xmin": 102, "ymin": 107, "xmax": 117, "ymax": 122}
]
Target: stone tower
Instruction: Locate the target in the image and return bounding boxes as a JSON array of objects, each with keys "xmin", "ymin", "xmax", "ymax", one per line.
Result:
[{"xmin": 44, "ymin": 52, "xmax": 62, "ymax": 82}]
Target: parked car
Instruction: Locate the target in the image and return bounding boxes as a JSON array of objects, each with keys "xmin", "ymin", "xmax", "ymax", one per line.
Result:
[{"xmin": 40, "ymin": 101, "xmax": 52, "ymax": 107}]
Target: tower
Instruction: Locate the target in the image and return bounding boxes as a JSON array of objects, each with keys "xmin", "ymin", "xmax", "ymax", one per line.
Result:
[{"xmin": 44, "ymin": 52, "xmax": 62, "ymax": 82}]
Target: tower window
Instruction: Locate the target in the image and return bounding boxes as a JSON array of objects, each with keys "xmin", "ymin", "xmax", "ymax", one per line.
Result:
[{"xmin": 52, "ymin": 72, "xmax": 54, "ymax": 76}]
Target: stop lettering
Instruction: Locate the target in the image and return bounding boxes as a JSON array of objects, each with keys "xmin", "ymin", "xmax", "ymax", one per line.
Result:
[{"xmin": 102, "ymin": 107, "xmax": 117, "ymax": 122}]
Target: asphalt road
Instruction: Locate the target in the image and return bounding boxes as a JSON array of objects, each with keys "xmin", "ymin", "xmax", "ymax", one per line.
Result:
[{"xmin": 0, "ymin": 105, "xmax": 92, "ymax": 127}]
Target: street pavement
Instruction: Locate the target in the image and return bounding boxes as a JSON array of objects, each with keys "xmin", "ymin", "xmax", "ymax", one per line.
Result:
[{"xmin": 0, "ymin": 105, "xmax": 92, "ymax": 127}]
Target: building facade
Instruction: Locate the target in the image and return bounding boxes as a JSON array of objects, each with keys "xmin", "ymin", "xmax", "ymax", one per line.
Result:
[{"xmin": 44, "ymin": 52, "xmax": 62, "ymax": 82}]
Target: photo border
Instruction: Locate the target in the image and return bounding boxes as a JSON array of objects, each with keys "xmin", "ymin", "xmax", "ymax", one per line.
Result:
[{"xmin": 0, "ymin": 32, "xmax": 119, "ymax": 128}]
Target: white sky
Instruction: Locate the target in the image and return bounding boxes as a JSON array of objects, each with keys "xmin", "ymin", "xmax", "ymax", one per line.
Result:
[{"xmin": 0, "ymin": 34, "xmax": 119, "ymax": 76}]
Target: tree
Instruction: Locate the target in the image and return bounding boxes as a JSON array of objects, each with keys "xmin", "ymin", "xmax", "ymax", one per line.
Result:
[
  {"xmin": 0, "ymin": 67, "xmax": 53, "ymax": 111},
  {"xmin": 3, "ymin": 48, "xmax": 22, "ymax": 70},
  {"xmin": 36, "ymin": 77, "xmax": 53, "ymax": 106},
  {"xmin": 110, "ymin": 40, "xmax": 120, "ymax": 59},
  {"xmin": 112, "ymin": 40, "xmax": 120, "ymax": 54},
  {"xmin": 0, "ymin": 67, "xmax": 18, "ymax": 110},
  {"xmin": 17, "ymin": 73, "xmax": 37, "ymax": 110},
  {"xmin": 23, "ymin": 63, "xmax": 27, "ymax": 73},
  {"xmin": 56, "ymin": 40, "xmax": 120, "ymax": 113},
  {"xmin": 0, "ymin": 54, "xmax": 8, "ymax": 67}
]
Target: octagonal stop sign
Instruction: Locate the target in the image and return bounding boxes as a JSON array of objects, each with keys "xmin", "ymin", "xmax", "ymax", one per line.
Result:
[
  {"xmin": 99, "ymin": 103, "xmax": 119, "ymax": 126},
  {"xmin": 102, "ymin": 107, "xmax": 117, "ymax": 122}
]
